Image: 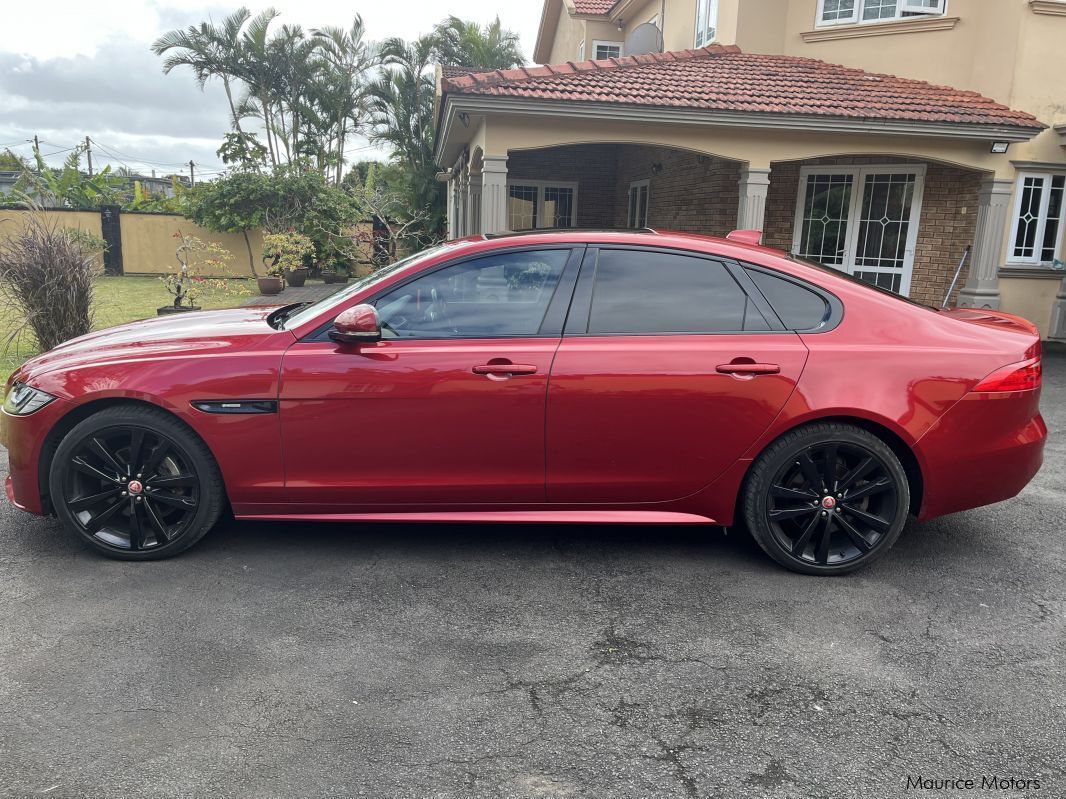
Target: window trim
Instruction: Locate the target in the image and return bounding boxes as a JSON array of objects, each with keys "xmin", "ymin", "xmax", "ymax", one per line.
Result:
[
  {"xmin": 815, "ymin": 0, "xmax": 947, "ymax": 27},
  {"xmin": 1007, "ymin": 171, "xmax": 1066, "ymax": 266},
  {"xmin": 506, "ymin": 180, "xmax": 579, "ymax": 230},
  {"xmin": 739, "ymin": 263, "xmax": 844, "ymax": 334},
  {"xmin": 627, "ymin": 179, "xmax": 650, "ymax": 228},
  {"xmin": 591, "ymin": 39, "xmax": 623, "ymax": 60},
  {"xmin": 694, "ymin": 0, "xmax": 720, "ymax": 46}
]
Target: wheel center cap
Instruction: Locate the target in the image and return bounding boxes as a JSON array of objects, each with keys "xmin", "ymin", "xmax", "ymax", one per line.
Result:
[
  {"xmin": 822, "ymin": 496, "xmax": 837, "ymax": 510},
  {"xmin": 127, "ymin": 480, "xmax": 144, "ymax": 495}
]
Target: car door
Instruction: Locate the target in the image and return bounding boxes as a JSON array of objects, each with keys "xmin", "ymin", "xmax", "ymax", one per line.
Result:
[
  {"xmin": 279, "ymin": 246, "xmax": 582, "ymax": 507},
  {"xmin": 546, "ymin": 247, "xmax": 810, "ymax": 504}
]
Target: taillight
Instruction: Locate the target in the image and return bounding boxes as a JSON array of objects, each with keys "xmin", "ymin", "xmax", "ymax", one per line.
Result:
[{"xmin": 973, "ymin": 358, "xmax": 1042, "ymax": 392}]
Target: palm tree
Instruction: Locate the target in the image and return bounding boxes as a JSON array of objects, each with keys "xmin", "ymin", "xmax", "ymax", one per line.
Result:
[
  {"xmin": 152, "ymin": 7, "xmax": 252, "ymax": 135},
  {"xmin": 432, "ymin": 16, "xmax": 525, "ymax": 70},
  {"xmin": 313, "ymin": 16, "xmax": 379, "ymax": 185}
]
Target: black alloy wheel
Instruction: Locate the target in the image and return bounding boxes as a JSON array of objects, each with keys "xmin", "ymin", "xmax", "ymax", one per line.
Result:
[
  {"xmin": 50, "ymin": 406, "xmax": 224, "ymax": 560},
  {"xmin": 743, "ymin": 423, "xmax": 910, "ymax": 575}
]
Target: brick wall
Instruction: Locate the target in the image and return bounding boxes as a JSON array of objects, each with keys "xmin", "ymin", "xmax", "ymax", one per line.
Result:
[
  {"xmin": 612, "ymin": 146, "xmax": 740, "ymax": 235},
  {"xmin": 507, "ymin": 145, "xmax": 619, "ymax": 228},
  {"xmin": 764, "ymin": 156, "xmax": 981, "ymax": 307}
]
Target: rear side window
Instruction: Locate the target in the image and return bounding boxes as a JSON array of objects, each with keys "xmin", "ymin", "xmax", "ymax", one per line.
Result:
[
  {"xmin": 745, "ymin": 268, "xmax": 829, "ymax": 331},
  {"xmin": 588, "ymin": 250, "xmax": 769, "ymax": 334}
]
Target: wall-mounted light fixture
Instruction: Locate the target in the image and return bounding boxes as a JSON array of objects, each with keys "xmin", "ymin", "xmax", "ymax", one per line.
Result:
[
  {"xmin": 617, "ymin": 17, "xmax": 625, "ymax": 31},
  {"xmin": 651, "ymin": 163, "xmax": 664, "ymax": 175},
  {"xmin": 458, "ymin": 112, "xmax": 470, "ymax": 128},
  {"xmin": 990, "ymin": 141, "xmax": 1010, "ymax": 154}
]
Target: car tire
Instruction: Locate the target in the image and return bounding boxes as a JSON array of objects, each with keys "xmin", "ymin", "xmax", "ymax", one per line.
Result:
[
  {"xmin": 49, "ymin": 405, "xmax": 225, "ymax": 560},
  {"xmin": 743, "ymin": 423, "xmax": 910, "ymax": 576}
]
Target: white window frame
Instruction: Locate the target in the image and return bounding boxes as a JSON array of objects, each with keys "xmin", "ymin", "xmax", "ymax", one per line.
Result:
[
  {"xmin": 694, "ymin": 0, "xmax": 720, "ymax": 46},
  {"xmin": 1008, "ymin": 172, "xmax": 1066, "ymax": 266},
  {"xmin": 815, "ymin": 0, "xmax": 946, "ymax": 27},
  {"xmin": 578, "ymin": 40, "xmax": 585, "ymax": 61},
  {"xmin": 790, "ymin": 164, "xmax": 926, "ymax": 298},
  {"xmin": 506, "ymin": 180, "xmax": 579, "ymax": 230},
  {"xmin": 628, "ymin": 179, "xmax": 650, "ymax": 228},
  {"xmin": 592, "ymin": 40, "xmax": 623, "ymax": 60}
]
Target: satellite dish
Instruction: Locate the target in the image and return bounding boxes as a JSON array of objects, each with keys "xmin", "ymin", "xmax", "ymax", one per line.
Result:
[{"xmin": 625, "ymin": 22, "xmax": 664, "ymax": 57}]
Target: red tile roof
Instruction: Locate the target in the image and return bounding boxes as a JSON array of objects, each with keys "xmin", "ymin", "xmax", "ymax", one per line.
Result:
[
  {"xmin": 441, "ymin": 45, "xmax": 1044, "ymax": 130},
  {"xmin": 572, "ymin": 0, "xmax": 618, "ymax": 13}
]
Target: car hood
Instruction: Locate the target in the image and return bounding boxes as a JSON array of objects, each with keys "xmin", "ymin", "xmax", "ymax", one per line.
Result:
[{"xmin": 14, "ymin": 306, "xmax": 287, "ymax": 383}]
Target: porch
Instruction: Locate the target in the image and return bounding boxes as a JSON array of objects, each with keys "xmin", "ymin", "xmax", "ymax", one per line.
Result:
[{"xmin": 448, "ymin": 142, "xmax": 989, "ymax": 309}]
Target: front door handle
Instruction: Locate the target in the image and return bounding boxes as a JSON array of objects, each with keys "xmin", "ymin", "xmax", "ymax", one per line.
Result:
[
  {"xmin": 716, "ymin": 362, "xmax": 781, "ymax": 376},
  {"xmin": 473, "ymin": 363, "xmax": 538, "ymax": 377}
]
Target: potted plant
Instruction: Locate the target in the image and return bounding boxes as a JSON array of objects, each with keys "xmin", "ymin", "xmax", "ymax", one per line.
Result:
[
  {"xmin": 158, "ymin": 233, "xmax": 234, "ymax": 315},
  {"xmin": 322, "ymin": 262, "xmax": 350, "ymax": 284},
  {"xmin": 260, "ymin": 231, "xmax": 315, "ymax": 295}
]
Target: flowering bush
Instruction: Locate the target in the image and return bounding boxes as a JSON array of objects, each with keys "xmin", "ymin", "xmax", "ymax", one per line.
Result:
[
  {"xmin": 262, "ymin": 231, "xmax": 316, "ymax": 277},
  {"xmin": 161, "ymin": 233, "xmax": 236, "ymax": 308}
]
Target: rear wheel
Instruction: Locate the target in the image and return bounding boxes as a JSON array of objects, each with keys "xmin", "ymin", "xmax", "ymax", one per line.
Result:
[
  {"xmin": 743, "ymin": 423, "xmax": 910, "ymax": 575},
  {"xmin": 49, "ymin": 406, "xmax": 224, "ymax": 560}
]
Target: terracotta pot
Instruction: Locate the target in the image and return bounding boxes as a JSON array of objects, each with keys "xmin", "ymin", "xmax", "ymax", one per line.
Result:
[
  {"xmin": 257, "ymin": 276, "xmax": 284, "ymax": 295},
  {"xmin": 287, "ymin": 267, "xmax": 308, "ymax": 287}
]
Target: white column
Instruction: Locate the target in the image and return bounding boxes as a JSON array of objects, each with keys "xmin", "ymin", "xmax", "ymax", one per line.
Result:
[
  {"xmin": 1049, "ymin": 276, "xmax": 1066, "ymax": 342},
  {"xmin": 481, "ymin": 155, "xmax": 509, "ymax": 235},
  {"xmin": 737, "ymin": 167, "xmax": 771, "ymax": 236},
  {"xmin": 469, "ymin": 174, "xmax": 483, "ymax": 235},
  {"xmin": 957, "ymin": 177, "xmax": 1014, "ymax": 310},
  {"xmin": 446, "ymin": 176, "xmax": 457, "ymax": 239},
  {"xmin": 456, "ymin": 169, "xmax": 469, "ymax": 238}
]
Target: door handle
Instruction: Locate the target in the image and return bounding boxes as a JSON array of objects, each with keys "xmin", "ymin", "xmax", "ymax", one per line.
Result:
[
  {"xmin": 473, "ymin": 363, "xmax": 538, "ymax": 376},
  {"xmin": 716, "ymin": 362, "xmax": 781, "ymax": 376}
]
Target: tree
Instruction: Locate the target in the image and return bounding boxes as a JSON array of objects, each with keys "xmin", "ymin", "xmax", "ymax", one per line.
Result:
[
  {"xmin": 14, "ymin": 145, "xmax": 128, "ymax": 209},
  {"xmin": 433, "ymin": 16, "xmax": 524, "ymax": 70}
]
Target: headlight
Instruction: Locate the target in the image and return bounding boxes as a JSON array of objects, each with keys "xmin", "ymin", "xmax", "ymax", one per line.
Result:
[{"xmin": 2, "ymin": 382, "xmax": 56, "ymax": 416}]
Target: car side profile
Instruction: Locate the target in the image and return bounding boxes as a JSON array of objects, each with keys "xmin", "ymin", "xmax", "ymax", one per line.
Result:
[{"xmin": 1, "ymin": 230, "xmax": 1046, "ymax": 575}]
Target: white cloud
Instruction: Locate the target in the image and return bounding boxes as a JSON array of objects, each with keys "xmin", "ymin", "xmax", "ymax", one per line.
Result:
[{"xmin": 0, "ymin": 1, "xmax": 544, "ymax": 174}]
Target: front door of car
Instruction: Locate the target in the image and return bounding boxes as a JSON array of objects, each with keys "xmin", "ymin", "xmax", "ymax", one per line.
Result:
[
  {"xmin": 279, "ymin": 247, "xmax": 581, "ymax": 508},
  {"xmin": 547, "ymin": 247, "xmax": 810, "ymax": 504}
]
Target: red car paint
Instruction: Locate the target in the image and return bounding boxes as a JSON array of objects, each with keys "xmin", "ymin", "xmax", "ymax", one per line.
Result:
[{"xmin": 1, "ymin": 230, "xmax": 1045, "ymax": 528}]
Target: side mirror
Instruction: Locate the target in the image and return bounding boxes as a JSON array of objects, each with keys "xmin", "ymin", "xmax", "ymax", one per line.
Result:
[{"xmin": 329, "ymin": 304, "xmax": 382, "ymax": 345}]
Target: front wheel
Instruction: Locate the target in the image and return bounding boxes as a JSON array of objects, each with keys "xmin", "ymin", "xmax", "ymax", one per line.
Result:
[
  {"xmin": 743, "ymin": 423, "xmax": 910, "ymax": 576},
  {"xmin": 49, "ymin": 405, "xmax": 225, "ymax": 560}
]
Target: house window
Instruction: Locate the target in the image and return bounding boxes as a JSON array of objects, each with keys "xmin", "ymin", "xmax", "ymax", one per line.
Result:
[
  {"xmin": 695, "ymin": 0, "xmax": 719, "ymax": 46},
  {"xmin": 507, "ymin": 182, "xmax": 578, "ymax": 230},
  {"xmin": 816, "ymin": 0, "xmax": 946, "ymax": 26},
  {"xmin": 1009, "ymin": 173, "xmax": 1066, "ymax": 265},
  {"xmin": 578, "ymin": 40, "xmax": 585, "ymax": 61},
  {"xmin": 592, "ymin": 40, "xmax": 622, "ymax": 59},
  {"xmin": 627, "ymin": 180, "xmax": 650, "ymax": 228}
]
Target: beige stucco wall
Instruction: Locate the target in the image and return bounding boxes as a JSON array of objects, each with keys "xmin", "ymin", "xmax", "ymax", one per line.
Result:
[
  {"xmin": 0, "ymin": 208, "xmax": 103, "ymax": 241},
  {"xmin": 548, "ymin": 2, "xmax": 586, "ymax": 62},
  {"xmin": 1000, "ymin": 275, "xmax": 1063, "ymax": 339},
  {"xmin": 120, "ymin": 213, "xmax": 263, "ymax": 277}
]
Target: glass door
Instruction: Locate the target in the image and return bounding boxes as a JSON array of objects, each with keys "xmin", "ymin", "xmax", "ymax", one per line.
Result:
[{"xmin": 793, "ymin": 166, "xmax": 925, "ymax": 297}]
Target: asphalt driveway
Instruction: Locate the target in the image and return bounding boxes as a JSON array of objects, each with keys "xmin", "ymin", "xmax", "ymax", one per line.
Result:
[{"xmin": 1, "ymin": 355, "xmax": 1063, "ymax": 799}]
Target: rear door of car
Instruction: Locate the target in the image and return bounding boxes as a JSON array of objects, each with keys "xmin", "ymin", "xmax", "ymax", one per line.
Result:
[{"xmin": 546, "ymin": 246, "xmax": 810, "ymax": 504}]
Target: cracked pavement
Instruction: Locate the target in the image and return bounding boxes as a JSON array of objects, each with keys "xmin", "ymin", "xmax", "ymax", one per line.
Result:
[{"xmin": 1, "ymin": 354, "xmax": 1064, "ymax": 799}]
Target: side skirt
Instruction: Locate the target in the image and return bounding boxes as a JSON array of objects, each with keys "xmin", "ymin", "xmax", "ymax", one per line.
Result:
[{"xmin": 234, "ymin": 510, "xmax": 716, "ymax": 525}]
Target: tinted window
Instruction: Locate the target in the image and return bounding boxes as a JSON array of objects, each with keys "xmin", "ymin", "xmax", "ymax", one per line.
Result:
[
  {"xmin": 587, "ymin": 250, "xmax": 768, "ymax": 334},
  {"xmin": 372, "ymin": 249, "xmax": 568, "ymax": 338},
  {"xmin": 746, "ymin": 268, "xmax": 829, "ymax": 330}
]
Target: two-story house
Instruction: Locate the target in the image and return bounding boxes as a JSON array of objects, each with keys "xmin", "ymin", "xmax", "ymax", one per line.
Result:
[{"xmin": 434, "ymin": 0, "xmax": 1066, "ymax": 339}]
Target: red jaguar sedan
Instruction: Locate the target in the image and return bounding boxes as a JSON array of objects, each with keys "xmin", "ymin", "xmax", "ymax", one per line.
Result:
[{"xmin": 1, "ymin": 230, "xmax": 1046, "ymax": 574}]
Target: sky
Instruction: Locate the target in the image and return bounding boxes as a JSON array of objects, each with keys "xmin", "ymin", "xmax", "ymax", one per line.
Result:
[{"xmin": 0, "ymin": 1, "xmax": 544, "ymax": 178}]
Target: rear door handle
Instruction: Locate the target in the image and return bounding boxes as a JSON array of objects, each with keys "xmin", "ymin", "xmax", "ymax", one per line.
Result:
[
  {"xmin": 716, "ymin": 362, "xmax": 781, "ymax": 376},
  {"xmin": 473, "ymin": 363, "xmax": 538, "ymax": 376}
]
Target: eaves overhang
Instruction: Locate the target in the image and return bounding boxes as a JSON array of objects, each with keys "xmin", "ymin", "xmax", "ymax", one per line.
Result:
[{"xmin": 434, "ymin": 93, "xmax": 1043, "ymax": 166}]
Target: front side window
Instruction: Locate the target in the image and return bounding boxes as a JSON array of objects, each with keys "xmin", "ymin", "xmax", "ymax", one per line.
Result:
[
  {"xmin": 587, "ymin": 250, "xmax": 768, "ymax": 334},
  {"xmin": 592, "ymin": 40, "xmax": 622, "ymax": 60},
  {"xmin": 372, "ymin": 250, "xmax": 569, "ymax": 339},
  {"xmin": 627, "ymin": 180, "xmax": 650, "ymax": 228},
  {"xmin": 695, "ymin": 0, "xmax": 719, "ymax": 46},
  {"xmin": 816, "ymin": 0, "xmax": 945, "ymax": 26},
  {"xmin": 1010, "ymin": 173, "xmax": 1066, "ymax": 265},
  {"xmin": 507, "ymin": 183, "xmax": 577, "ymax": 230}
]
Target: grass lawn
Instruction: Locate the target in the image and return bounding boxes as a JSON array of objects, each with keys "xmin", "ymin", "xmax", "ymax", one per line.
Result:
[{"xmin": 2, "ymin": 276, "xmax": 254, "ymax": 386}]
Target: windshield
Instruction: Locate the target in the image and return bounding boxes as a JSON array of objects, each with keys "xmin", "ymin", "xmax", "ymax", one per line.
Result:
[{"xmin": 279, "ymin": 244, "xmax": 454, "ymax": 330}]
